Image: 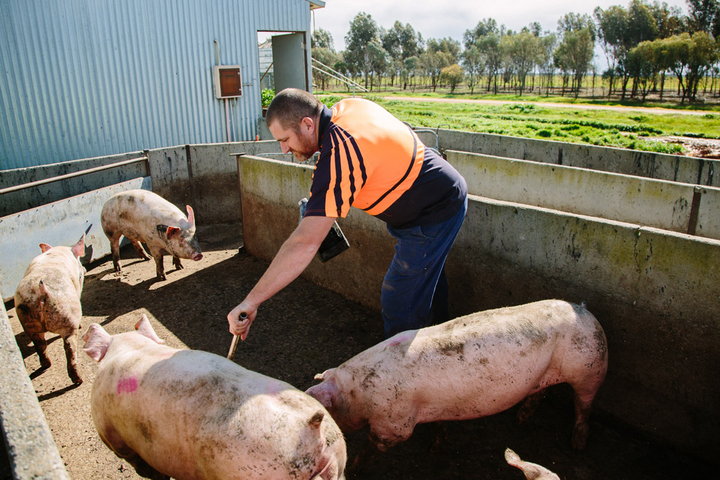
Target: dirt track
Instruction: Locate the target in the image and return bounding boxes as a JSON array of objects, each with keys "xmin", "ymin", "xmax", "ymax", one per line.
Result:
[{"xmin": 4, "ymin": 224, "xmax": 715, "ymax": 479}]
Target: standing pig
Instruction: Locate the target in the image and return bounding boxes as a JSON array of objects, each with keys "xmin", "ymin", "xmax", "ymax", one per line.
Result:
[
  {"xmin": 306, "ymin": 299, "xmax": 607, "ymax": 451},
  {"xmin": 101, "ymin": 189, "xmax": 203, "ymax": 280},
  {"xmin": 14, "ymin": 234, "xmax": 87, "ymax": 384},
  {"xmin": 82, "ymin": 315, "xmax": 347, "ymax": 480}
]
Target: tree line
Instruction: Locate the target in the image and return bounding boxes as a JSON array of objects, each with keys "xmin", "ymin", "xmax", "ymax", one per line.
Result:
[{"xmin": 311, "ymin": 0, "xmax": 720, "ymax": 103}]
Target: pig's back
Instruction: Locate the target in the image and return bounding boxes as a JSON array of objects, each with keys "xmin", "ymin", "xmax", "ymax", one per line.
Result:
[
  {"xmin": 101, "ymin": 190, "xmax": 185, "ymax": 235},
  {"xmin": 14, "ymin": 248, "xmax": 83, "ymax": 334},
  {"xmin": 350, "ymin": 300, "xmax": 604, "ymax": 419},
  {"xmin": 93, "ymin": 348, "xmax": 332, "ymax": 479}
]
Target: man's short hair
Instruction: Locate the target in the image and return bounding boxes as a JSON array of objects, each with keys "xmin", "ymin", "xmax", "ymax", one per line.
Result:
[{"xmin": 266, "ymin": 88, "xmax": 323, "ymax": 131}]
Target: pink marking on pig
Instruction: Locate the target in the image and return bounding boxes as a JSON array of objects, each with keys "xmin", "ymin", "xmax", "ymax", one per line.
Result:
[
  {"xmin": 116, "ymin": 377, "xmax": 139, "ymax": 394},
  {"xmin": 388, "ymin": 331, "xmax": 414, "ymax": 347}
]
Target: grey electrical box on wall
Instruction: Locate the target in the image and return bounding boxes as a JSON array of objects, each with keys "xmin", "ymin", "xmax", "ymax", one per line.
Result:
[{"xmin": 213, "ymin": 65, "xmax": 242, "ymax": 98}]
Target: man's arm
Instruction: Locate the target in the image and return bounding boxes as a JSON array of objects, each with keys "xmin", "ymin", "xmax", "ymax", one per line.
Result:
[{"xmin": 227, "ymin": 215, "xmax": 337, "ymax": 340}]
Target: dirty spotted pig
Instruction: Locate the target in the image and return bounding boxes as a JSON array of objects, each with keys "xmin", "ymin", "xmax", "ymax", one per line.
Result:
[
  {"xmin": 101, "ymin": 189, "xmax": 202, "ymax": 280},
  {"xmin": 83, "ymin": 315, "xmax": 347, "ymax": 480},
  {"xmin": 14, "ymin": 235, "xmax": 87, "ymax": 384},
  {"xmin": 307, "ymin": 299, "xmax": 608, "ymax": 451}
]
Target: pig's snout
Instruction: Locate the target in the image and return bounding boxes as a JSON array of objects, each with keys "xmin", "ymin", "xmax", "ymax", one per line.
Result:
[{"xmin": 192, "ymin": 253, "xmax": 203, "ymax": 261}]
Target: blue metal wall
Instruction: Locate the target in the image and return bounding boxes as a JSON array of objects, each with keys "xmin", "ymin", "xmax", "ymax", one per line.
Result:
[{"xmin": 0, "ymin": 0, "xmax": 313, "ymax": 169}]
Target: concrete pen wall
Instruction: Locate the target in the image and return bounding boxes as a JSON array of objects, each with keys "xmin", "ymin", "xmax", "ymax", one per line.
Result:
[
  {"xmin": 236, "ymin": 153, "xmax": 720, "ymax": 463},
  {"xmin": 447, "ymin": 150, "xmax": 720, "ymax": 240},
  {"xmin": 415, "ymin": 129, "xmax": 720, "ymax": 187}
]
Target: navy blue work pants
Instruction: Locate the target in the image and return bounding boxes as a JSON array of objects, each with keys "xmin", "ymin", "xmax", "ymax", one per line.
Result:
[{"xmin": 381, "ymin": 198, "xmax": 468, "ymax": 338}]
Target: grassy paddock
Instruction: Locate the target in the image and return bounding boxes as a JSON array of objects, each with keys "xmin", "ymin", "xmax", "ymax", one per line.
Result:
[{"xmin": 317, "ymin": 92, "xmax": 720, "ymax": 155}]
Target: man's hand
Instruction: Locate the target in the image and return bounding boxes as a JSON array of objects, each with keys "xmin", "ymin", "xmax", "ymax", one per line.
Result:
[
  {"xmin": 227, "ymin": 302, "xmax": 256, "ymax": 340},
  {"xmin": 225, "ymin": 215, "xmax": 337, "ymax": 341}
]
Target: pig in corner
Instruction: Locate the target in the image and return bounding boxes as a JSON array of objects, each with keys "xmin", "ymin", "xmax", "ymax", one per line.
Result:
[
  {"xmin": 82, "ymin": 314, "xmax": 347, "ymax": 480},
  {"xmin": 100, "ymin": 189, "xmax": 203, "ymax": 281},
  {"xmin": 306, "ymin": 299, "xmax": 608, "ymax": 453},
  {"xmin": 14, "ymin": 234, "xmax": 87, "ymax": 384}
]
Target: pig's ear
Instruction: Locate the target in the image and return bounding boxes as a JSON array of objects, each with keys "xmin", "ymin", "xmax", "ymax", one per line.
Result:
[
  {"xmin": 82, "ymin": 323, "xmax": 112, "ymax": 362},
  {"xmin": 71, "ymin": 234, "xmax": 86, "ymax": 258},
  {"xmin": 306, "ymin": 377, "xmax": 337, "ymax": 410},
  {"xmin": 186, "ymin": 205, "xmax": 195, "ymax": 228},
  {"xmin": 134, "ymin": 314, "xmax": 165, "ymax": 344},
  {"xmin": 165, "ymin": 226, "xmax": 181, "ymax": 238},
  {"xmin": 39, "ymin": 243, "xmax": 53, "ymax": 253}
]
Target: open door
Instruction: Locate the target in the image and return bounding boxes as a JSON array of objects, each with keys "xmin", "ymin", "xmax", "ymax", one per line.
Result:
[{"xmin": 272, "ymin": 32, "xmax": 308, "ymax": 92}]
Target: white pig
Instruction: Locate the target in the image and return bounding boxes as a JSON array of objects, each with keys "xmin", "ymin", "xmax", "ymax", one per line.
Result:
[
  {"xmin": 14, "ymin": 235, "xmax": 86, "ymax": 384},
  {"xmin": 100, "ymin": 189, "xmax": 203, "ymax": 280},
  {"xmin": 504, "ymin": 448, "xmax": 560, "ymax": 480},
  {"xmin": 82, "ymin": 315, "xmax": 347, "ymax": 480},
  {"xmin": 306, "ymin": 299, "xmax": 608, "ymax": 452}
]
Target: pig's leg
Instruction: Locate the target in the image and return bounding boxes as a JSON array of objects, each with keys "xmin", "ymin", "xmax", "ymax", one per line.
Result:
[
  {"xmin": 368, "ymin": 417, "xmax": 416, "ymax": 452},
  {"xmin": 172, "ymin": 256, "xmax": 183, "ymax": 271},
  {"xmin": 109, "ymin": 232, "xmax": 123, "ymax": 272},
  {"xmin": 127, "ymin": 455, "xmax": 170, "ymax": 480},
  {"xmin": 62, "ymin": 335, "xmax": 82, "ymax": 384},
  {"xmin": 570, "ymin": 385, "xmax": 600, "ymax": 450},
  {"xmin": 29, "ymin": 332, "xmax": 52, "ymax": 369},
  {"xmin": 516, "ymin": 390, "xmax": 547, "ymax": 423},
  {"xmin": 16, "ymin": 306, "xmax": 51, "ymax": 369},
  {"xmin": 129, "ymin": 239, "xmax": 150, "ymax": 261},
  {"xmin": 152, "ymin": 254, "xmax": 166, "ymax": 280}
]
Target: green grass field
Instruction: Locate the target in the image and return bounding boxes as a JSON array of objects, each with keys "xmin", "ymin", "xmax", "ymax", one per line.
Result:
[{"xmin": 317, "ymin": 92, "xmax": 720, "ymax": 155}]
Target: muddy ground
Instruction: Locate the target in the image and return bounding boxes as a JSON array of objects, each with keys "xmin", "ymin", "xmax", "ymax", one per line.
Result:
[{"xmin": 3, "ymin": 224, "xmax": 714, "ymax": 480}]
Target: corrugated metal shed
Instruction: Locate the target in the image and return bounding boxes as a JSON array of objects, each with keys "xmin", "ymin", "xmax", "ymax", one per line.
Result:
[{"xmin": 1, "ymin": 0, "xmax": 319, "ymax": 170}]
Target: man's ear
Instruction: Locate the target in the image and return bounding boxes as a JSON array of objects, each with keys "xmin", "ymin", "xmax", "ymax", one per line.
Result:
[{"xmin": 300, "ymin": 116, "xmax": 315, "ymax": 133}]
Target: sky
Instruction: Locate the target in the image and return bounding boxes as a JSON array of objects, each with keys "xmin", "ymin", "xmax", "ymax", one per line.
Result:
[{"xmin": 311, "ymin": 0, "xmax": 690, "ymax": 57}]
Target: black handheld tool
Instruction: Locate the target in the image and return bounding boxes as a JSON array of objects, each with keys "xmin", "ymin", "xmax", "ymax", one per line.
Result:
[{"xmin": 298, "ymin": 198, "xmax": 350, "ymax": 262}]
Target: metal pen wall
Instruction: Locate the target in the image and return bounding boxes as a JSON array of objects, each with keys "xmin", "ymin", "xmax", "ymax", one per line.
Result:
[{"xmin": 0, "ymin": 0, "xmax": 313, "ymax": 170}]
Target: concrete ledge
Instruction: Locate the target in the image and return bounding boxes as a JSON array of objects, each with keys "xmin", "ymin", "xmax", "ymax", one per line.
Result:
[
  {"xmin": 415, "ymin": 129, "xmax": 720, "ymax": 187},
  {"xmin": 237, "ymin": 153, "xmax": 720, "ymax": 462},
  {"xmin": 447, "ymin": 149, "xmax": 720, "ymax": 240},
  {"xmin": 0, "ymin": 302, "xmax": 69, "ymax": 479}
]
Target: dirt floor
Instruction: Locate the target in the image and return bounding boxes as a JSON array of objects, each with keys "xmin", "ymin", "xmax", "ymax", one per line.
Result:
[{"xmin": 3, "ymin": 224, "xmax": 715, "ymax": 480}]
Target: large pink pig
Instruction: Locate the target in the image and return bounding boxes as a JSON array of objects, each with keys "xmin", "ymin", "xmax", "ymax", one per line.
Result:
[
  {"xmin": 14, "ymin": 234, "xmax": 86, "ymax": 384},
  {"xmin": 100, "ymin": 189, "xmax": 203, "ymax": 280},
  {"xmin": 82, "ymin": 315, "xmax": 347, "ymax": 480},
  {"xmin": 306, "ymin": 299, "xmax": 608, "ymax": 451}
]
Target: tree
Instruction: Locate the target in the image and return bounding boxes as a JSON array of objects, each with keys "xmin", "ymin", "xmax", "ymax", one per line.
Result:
[
  {"xmin": 538, "ymin": 33, "xmax": 558, "ymax": 94},
  {"xmin": 502, "ymin": 31, "xmax": 542, "ymax": 95},
  {"xmin": 554, "ymin": 13, "xmax": 596, "ymax": 97},
  {"xmin": 382, "ymin": 22, "xmax": 422, "ymax": 88},
  {"xmin": 659, "ymin": 31, "xmax": 719, "ymax": 102},
  {"xmin": 311, "ymin": 29, "xmax": 340, "ymax": 90},
  {"xmin": 479, "ymin": 33, "xmax": 503, "ymax": 93},
  {"xmin": 687, "ymin": 0, "xmax": 720, "ymax": 35},
  {"xmin": 463, "ymin": 18, "xmax": 500, "ymax": 50},
  {"xmin": 594, "ymin": 5, "xmax": 629, "ymax": 95},
  {"xmin": 626, "ymin": 40, "xmax": 661, "ymax": 100},
  {"xmin": 420, "ymin": 49, "xmax": 453, "ymax": 91},
  {"xmin": 440, "ymin": 64, "xmax": 464, "ymax": 92},
  {"xmin": 427, "ymin": 37, "xmax": 461, "ymax": 64},
  {"xmin": 312, "ymin": 29, "xmax": 334, "ymax": 50},
  {"xmin": 461, "ymin": 45, "xmax": 484, "ymax": 93},
  {"xmin": 344, "ymin": 12, "xmax": 383, "ymax": 89},
  {"xmin": 312, "ymin": 47, "xmax": 342, "ymax": 90}
]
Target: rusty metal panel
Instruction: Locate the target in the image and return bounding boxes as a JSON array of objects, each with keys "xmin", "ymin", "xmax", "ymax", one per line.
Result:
[{"xmin": 0, "ymin": 0, "xmax": 314, "ymax": 170}]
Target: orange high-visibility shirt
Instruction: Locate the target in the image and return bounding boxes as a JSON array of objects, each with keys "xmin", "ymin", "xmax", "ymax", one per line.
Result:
[{"xmin": 305, "ymin": 98, "xmax": 466, "ymax": 228}]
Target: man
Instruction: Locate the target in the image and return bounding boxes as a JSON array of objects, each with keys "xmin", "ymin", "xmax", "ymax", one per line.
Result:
[{"xmin": 227, "ymin": 88, "xmax": 467, "ymax": 340}]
